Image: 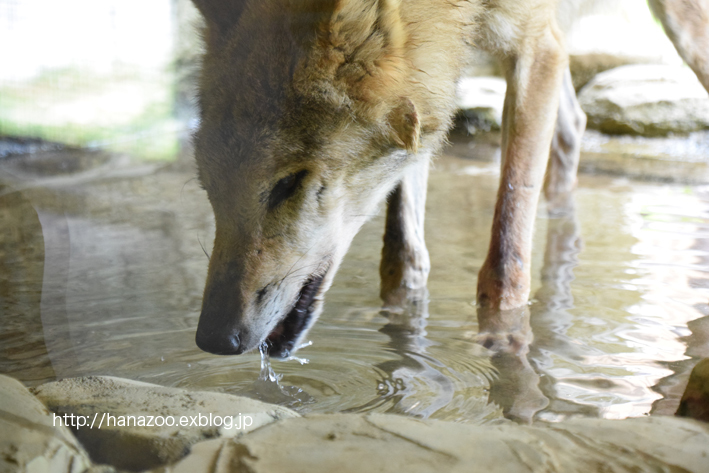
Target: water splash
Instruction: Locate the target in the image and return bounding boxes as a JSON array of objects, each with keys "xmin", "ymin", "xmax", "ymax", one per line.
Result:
[
  {"xmin": 258, "ymin": 342, "xmax": 281, "ymax": 383},
  {"xmin": 242, "ymin": 342, "xmax": 315, "ymax": 410},
  {"xmin": 283, "ymin": 341, "xmax": 313, "ymax": 365}
]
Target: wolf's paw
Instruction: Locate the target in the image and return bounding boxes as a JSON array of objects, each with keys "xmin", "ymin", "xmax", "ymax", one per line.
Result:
[
  {"xmin": 476, "ymin": 305, "xmax": 533, "ymax": 355},
  {"xmin": 380, "ymin": 282, "xmax": 428, "ymax": 310}
]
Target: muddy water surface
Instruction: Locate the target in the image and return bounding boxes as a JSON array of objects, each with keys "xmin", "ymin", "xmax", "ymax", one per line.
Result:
[{"xmin": 2, "ymin": 134, "xmax": 708, "ymax": 424}]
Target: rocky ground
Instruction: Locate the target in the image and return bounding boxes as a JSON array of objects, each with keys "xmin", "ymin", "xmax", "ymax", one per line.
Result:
[{"xmin": 3, "ymin": 367, "xmax": 709, "ymax": 473}]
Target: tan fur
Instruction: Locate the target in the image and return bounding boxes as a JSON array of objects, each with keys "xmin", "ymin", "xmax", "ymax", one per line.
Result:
[{"xmin": 191, "ymin": 0, "xmax": 708, "ymax": 356}]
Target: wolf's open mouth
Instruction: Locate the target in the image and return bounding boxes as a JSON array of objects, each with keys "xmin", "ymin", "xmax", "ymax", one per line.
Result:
[{"xmin": 266, "ymin": 272, "xmax": 326, "ymax": 357}]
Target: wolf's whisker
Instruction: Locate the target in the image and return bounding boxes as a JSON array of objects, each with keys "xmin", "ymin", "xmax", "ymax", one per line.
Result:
[
  {"xmin": 280, "ymin": 262, "xmax": 323, "ymax": 281},
  {"xmin": 198, "ymin": 236, "xmax": 210, "ymax": 260},
  {"xmin": 279, "ymin": 242, "xmax": 318, "ymax": 286}
]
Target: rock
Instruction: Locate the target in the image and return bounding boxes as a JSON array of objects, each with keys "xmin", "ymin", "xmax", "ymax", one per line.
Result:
[
  {"xmin": 31, "ymin": 376, "xmax": 299, "ymax": 471},
  {"xmin": 455, "ymin": 77, "xmax": 506, "ymax": 134},
  {"xmin": 0, "ymin": 374, "xmax": 110, "ymax": 473},
  {"xmin": 569, "ymin": 53, "xmax": 654, "ymax": 92},
  {"xmin": 578, "ymin": 65, "xmax": 709, "ymax": 137},
  {"xmin": 677, "ymin": 358, "xmax": 709, "ymax": 422},
  {"xmin": 461, "ymin": 2, "xmax": 684, "ymax": 91},
  {"xmin": 20, "ymin": 373, "xmax": 709, "ymax": 473},
  {"xmin": 560, "ymin": 0, "xmax": 683, "ymax": 90},
  {"xmin": 157, "ymin": 413, "xmax": 709, "ymax": 473}
]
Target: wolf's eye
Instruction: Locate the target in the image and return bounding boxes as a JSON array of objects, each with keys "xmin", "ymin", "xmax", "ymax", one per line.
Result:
[{"xmin": 268, "ymin": 170, "xmax": 308, "ymax": 210}]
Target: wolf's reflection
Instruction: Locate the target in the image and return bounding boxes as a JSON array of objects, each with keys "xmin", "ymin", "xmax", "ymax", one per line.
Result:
[
  {"xmin": 368, "ymin": 188, "xmax": 709, "ymax": 423},
  {"xmin": 477, "ymin": 305, "xmax": 546, "ymax": 423},
  {"xmin": 477, "ymin": 191, "xmax": 590, "ymax": 422},
  {"xmin": 361, "ymin": 193, "xmax": 587, "ymax": 421},
  {"xmin": 479, "ymin": 191, "xmax": 602, "ymax": 422},
  {"xmin": 346, "ymin": 296, "xmax": 456, "ymax": 417}
]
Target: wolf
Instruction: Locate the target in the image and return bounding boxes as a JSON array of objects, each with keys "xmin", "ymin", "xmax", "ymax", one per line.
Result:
[{"xmin": 191, "ymin": 0, "xmax": 709, "ymax": 357}]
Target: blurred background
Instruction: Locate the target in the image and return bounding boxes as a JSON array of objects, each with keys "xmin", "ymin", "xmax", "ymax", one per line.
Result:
[
  {"xmin": 0, "ymin": 0, "xmax": 702, "ymax": 163},
  {"xmin": 0, "ymin": 0, "xmax": 201, "ymax": 162}
]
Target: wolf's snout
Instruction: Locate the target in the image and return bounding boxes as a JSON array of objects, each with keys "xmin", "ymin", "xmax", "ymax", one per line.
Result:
[
  {"xmin": 195, "ymin": 324, "xmax": 243, "ymax": 355},
  {"xmin": 196, "ymin": 268, "xmax": 249, "ymax": 355}
]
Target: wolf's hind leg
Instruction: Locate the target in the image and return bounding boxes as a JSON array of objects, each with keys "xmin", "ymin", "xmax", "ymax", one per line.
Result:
[
  {"xmin": 380, "ymin": 158, "xmax": 431, "ymax": 307},
  {"xmin": 545, "ymin": 68, "xmax": 586, "ymax": 211},
  {"xmin": 477, "ymin": 25, "xmax": 567, "ymax": 312}
]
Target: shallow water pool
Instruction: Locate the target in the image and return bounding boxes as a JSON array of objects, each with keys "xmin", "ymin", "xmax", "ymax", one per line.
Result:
[{"xmin": 1, "ymin": 133, "xmax": 708, "ymax": 425}]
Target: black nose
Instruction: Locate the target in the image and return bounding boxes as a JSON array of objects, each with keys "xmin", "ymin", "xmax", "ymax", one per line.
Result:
[
  {"xmin": 195, "ymin": 326, "xmax": 243, "ymax": 355},
  {"xmin": 197, "ymin": 261, "xmax": 249, "ymax": 355}
]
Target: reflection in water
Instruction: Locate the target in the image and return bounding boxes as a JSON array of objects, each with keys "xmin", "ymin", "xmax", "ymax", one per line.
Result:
[
  {"xmin": 650, "ymin": 188, "xmax": 709, "ymax": 415},
  {"xmin": 480, "ymin": 183, "xmax": 709, "ymax": 422},
  {"xmin": 343, "ymin": 297, "xmax": 440, "ymax": 414},
  {"xmin": 0, "ymin": 186, "xmax": 83, "ymax": 382},
  {"xmin": 2, "ymin": 144, "xmax": 709, "ymax": 422},
  {"xmin": 477, "ymin": 305, "xmax": 547, "ymax": 424},
  {"xmin": 344, "ymin": 296, "xmax": 499, "ymax": 423},
  {"xmin": 476, "ymin": 191, "xmax": 587, "ymax": 423},
  {"xmin": 0, "ymin": 188, "xmax": 54, "ymax": 383},
  {"xmin": 374, "ymin": 306, "xmax": 453, "ymax": 418},
  {"xmin": 528, "ymin": 191, "xmax": 598, "ymax": 420}
]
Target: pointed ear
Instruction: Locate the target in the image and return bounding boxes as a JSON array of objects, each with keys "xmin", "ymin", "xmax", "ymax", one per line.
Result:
[
  {"xmin": 388, "ymin": 98, "xmax": 420, "ymax": 153},
  {"xmin": 192, "ymin": 0, "xmax": 247, "ymax": 41}
]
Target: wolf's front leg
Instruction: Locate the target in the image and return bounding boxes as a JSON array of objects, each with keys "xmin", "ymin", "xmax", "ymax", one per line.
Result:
[
  {"xmin": 380, "ymin": 158, "xmax": 431, "ymax": 308},
  {"xmin": 477, "ymin": 28, "xmax": 567, "ymax": 312}
]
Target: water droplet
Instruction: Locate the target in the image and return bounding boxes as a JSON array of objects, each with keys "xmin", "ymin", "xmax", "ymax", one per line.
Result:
[
  {"xmin": 259, "ymin": 342, "xmax": 281, "ymax": 383},
  {"xmin": 284, "ymin": 355, "xmax": 309, "ymax": 365}
]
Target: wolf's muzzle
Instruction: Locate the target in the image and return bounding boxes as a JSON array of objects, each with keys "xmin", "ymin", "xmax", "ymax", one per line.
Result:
[{"xmin": 195, "ymin": 324, "xmax": 243, "ymax": 355}]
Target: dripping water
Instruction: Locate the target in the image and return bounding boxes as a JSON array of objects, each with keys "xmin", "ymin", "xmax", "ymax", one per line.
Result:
[{"xmin": 238, "ymin": 342, "xmax": 316, "ymax": 409}]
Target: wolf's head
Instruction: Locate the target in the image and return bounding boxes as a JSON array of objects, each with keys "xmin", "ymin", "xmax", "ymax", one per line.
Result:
[{"xmin": 192, "ymin": 0, "xmax": 462, "ymax": 357}]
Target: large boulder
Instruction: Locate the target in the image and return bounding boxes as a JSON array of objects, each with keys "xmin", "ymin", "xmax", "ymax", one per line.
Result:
[
  {"xmin": 32, "ymin": 376, "xmax": 299, "ymax": 471},
  {"xmin": 156, "ymin": 413, "xmax": 709, "ymax": 473},
  {"xmin": 578, "ymin": 65, "xmax": 709, "ymax": 137},
  {"xmin": 0, "ymin": 374, "xmax": 110, "ymax": 473}
]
